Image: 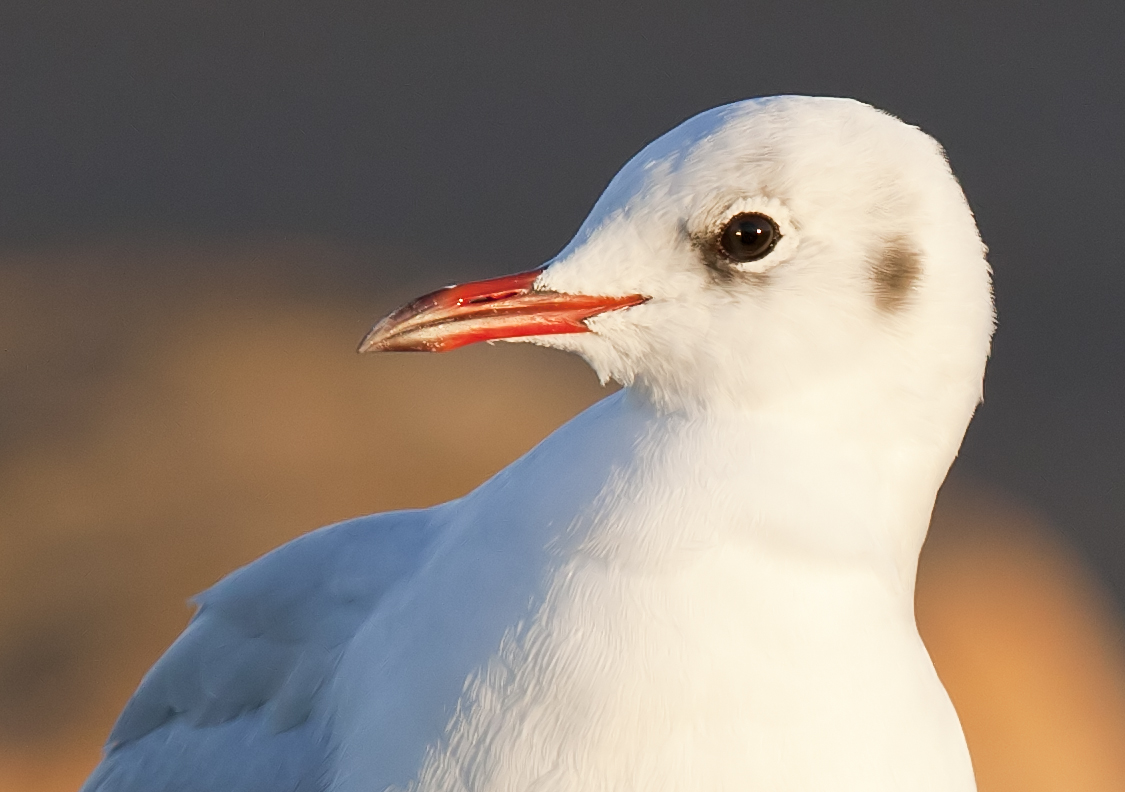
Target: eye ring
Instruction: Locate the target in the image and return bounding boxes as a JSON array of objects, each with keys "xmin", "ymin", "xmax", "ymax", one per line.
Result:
[{"xmin": 718, "ymin": 213, "xmax": 781, "ymax": 263}]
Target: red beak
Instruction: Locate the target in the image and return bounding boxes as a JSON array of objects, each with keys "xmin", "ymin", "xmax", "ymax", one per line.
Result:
[{"xmin": 358, "ymin": 267, "xmax": 648, "ymax": 353}]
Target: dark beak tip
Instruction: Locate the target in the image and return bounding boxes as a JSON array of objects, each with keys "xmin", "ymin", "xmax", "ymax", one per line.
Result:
[
  {"xmin": 356, "ymin": 332, "xmax": 376, "ymax": 354},
  {"xmin": 357, "ymin": 328, "xmax": 389, "ymax": 354}
]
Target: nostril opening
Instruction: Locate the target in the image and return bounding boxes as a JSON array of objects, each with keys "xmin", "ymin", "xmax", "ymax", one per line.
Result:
[{"xmin": 468, "ymin": 290, "xmax": 520, "ymax": 305}]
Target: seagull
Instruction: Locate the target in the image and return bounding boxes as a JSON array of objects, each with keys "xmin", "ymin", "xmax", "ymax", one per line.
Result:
[{"xmin": 81, "ymin": 96, "xmax": 993, "ymax": 792}]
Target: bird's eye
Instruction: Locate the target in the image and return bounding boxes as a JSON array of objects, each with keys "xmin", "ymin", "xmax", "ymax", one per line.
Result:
[{"xmin": 719, "ymin": 213, "xmax": 780, "ymax": 263}]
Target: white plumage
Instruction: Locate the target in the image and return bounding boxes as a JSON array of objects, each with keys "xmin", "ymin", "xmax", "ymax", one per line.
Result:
[{"xmin": 82, "ymin": 96, "xmax": 993, "ymax": 792}]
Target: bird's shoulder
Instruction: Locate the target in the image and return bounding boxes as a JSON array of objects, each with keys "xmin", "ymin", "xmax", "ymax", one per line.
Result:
[{"xmin": 82, "ymin": 506, "xmax": 443, "ymax": 792}]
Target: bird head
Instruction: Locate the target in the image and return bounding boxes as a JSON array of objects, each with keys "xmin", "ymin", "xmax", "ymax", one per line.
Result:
[{"xmin": 362, "ymin": 97, "xmax": 993, "ymax": 444}]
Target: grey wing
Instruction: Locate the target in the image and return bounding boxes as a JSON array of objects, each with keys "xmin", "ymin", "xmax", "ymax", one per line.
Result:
[{"xmin": 80, "ymin": 508, "xmax": 442, "ymax": 792}]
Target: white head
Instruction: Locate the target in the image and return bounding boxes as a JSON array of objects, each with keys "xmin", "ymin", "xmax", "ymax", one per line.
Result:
[{"xmin": 363, "ymin": 96, "xmax": 994, "ymax": 459}]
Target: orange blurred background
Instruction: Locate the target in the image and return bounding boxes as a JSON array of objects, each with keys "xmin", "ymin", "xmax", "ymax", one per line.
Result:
[{"xmin": 1, "ymin": 241, "xmax": 1123, "ymax": 792}]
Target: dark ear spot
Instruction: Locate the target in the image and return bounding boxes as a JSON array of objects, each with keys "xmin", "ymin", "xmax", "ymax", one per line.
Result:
[{"xmin": 871, "ymin": 239, "xmax": 922, "ymax": 312}]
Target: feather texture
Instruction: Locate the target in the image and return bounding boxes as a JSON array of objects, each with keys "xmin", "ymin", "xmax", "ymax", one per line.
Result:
[{"xmin": 82, "ymin": 509, "xmax": 442, "ymax": 792}]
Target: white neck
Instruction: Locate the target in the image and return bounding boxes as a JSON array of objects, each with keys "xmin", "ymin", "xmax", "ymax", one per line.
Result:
[{"xmin": 336, "ymin": 389, "xmax": 976, "ymax": 792}]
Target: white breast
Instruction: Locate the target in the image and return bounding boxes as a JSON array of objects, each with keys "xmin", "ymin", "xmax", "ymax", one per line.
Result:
[{"xmin": 329, "ymin": 391, "xmax": 976, "ymax": 792}]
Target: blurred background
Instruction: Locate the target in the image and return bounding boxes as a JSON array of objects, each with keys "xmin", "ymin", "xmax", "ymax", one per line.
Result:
[{"xmin": 1, "ymin": 2, "xmax": 1123, "ymax": 790}]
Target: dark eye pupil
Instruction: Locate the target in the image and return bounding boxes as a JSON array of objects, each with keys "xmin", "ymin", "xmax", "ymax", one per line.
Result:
[{"xmin": 719, "ymin": 213, "xmax": 779, "ymax": 263}]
